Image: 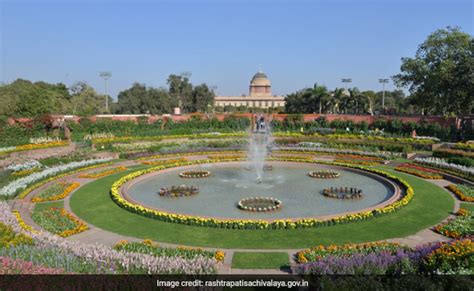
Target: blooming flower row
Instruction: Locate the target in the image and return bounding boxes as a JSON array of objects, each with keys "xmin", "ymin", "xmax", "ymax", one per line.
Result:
[
  {"xmin": 92, "ymin": 132, "xmax": 247, "ymax": 145},
  {"xmin": 6, "ymin": 160, "xmax": 43, "ymax": 172},
  {"xmin": 110, "ymin": 157, "xmax": 414, "ymax": 230},
  {"xmin": 276, "ymin": 146, "xmax": 394, "ymax": 159},
  {"xmin": 446, "ymin": 184, "xmax": 474, "ymax": 202},
  {"xmin": 0, "ymin": 203, "xmax": 219, "ymax": 274},
  {"xmin": 273, "ymin": 132, "xmax": 437, "ymax": 144},
  {"xmin": 17, "ymin": 162, "xmax": 112, "ymax": 199},
  {"xmin": 414, "ymin": 157, "xmax": 474, "ymax": 178},
  {"xmin": 0, "ymin": 141, "xmax": 69, "ymax": 156},
  {"xmin": 78, "ymin": 166, "xmax": 127, "ymax": 179},
  {"xmin": 395, "ymin": 164, "xmax": 443, "ymax": 179},
  {"xmin": 0, "ymin": 158, "xmax": 112, "ymax": 198},
  {"xmin": 31, "ymin": 182, "xmax": 80, "ymax": 203}
]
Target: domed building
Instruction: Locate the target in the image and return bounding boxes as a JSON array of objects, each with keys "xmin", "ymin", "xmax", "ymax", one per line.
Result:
[{"xmin": 214, "ymin": 70, "xmax": 285, "ymax": 109}]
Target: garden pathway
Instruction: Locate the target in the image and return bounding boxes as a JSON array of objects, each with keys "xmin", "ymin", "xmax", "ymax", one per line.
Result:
[{"xmin": 11, "ymin": 158, "xmax": 464, "ymax": 274}]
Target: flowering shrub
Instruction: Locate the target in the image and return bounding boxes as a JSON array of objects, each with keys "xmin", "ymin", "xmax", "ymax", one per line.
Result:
[
  {"xmin": 447, "ymin": 184, "xmax": 474, "ymax": 202},
  {"xmin": 414, "ymin": 157, "xmax": 474, "ymax": 179},
  {"xmin": 0, "ymin": 202, "xmax": 219, "ymax": 274},
  {"xmin": 110, "ymin": 157, "xmax": 414, "ymax": 230},
  {"xmin": 78, "ymin": 166, "xmax": 127, "ymax": 178},
  {"xmin": 0, "ymin": 256, "xmax": 66, "ymax": 274},
  {"xmin": 274, "ymin": 132, "xmax": 437, "ymax": 144},
  {"xmin": 31, "ymin": 207, "xmax": 89, "ymax": 237},
  {"xmin": 434, "ymin": 209, "xmax": 473, "ymax": 238},
  {"xmin": 113, "ymin": 240, "xmax": 224, "ymax": 262},
  {"xmin": 0, "ymin": 158, "xmax": 112, "ymax": 198},
  {"xmin": 31, "ymin": 182, "xmax": 80, "ymax": 203},
  {"xmin": 395, "ymin": 164, "xmax": 443, "ymax": 179}
]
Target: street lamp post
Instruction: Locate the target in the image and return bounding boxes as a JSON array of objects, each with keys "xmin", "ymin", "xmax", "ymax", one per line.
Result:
[
  {"xmin": 341, "ymin": 78, "xmax": 352, "ymax": 91},
  {"xmin": 100, "ymin": 72, "xmax": 112, "ymax": 113},
  {"xmin": 378, "ymin": 78, "xmax": 389, "ymax": 112},
  {"xmin": 341, "ymin": 78, "xmax": 352, "ymax": 114}
]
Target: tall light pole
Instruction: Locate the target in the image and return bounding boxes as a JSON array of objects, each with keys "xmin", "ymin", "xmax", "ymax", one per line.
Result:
[
  {"xmin": 100, "ymin": 72, "xmax": 112, "ymax": 113},
  {"xmin": 341, "ymin": 78, "xmax": 352, "ymax": 90},
  {"xmin": 378, "ymin": 78, "xmax": 389, "ymax": 112}
]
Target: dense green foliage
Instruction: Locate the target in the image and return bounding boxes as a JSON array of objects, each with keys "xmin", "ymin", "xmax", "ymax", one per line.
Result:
[
  {"xmin": 393, "ymin": 27, "xmax": 473, "ymax": 115},
  {"xmin": 272, "ymin": 116, "xmax": 455, "ymax": 141}
]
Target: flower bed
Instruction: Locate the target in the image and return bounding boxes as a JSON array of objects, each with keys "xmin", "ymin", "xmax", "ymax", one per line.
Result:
[
  {"xmin": 237, "ymin": 197, "xmax": 282, "ymax": 212},
  {"xmin": 78, "ymin": 166, "xmax": 127, "ymax": 179},
  {"xmin": 322, "ymin": 187, "xmax": 363, "ymax": 199},
  {"xmin": 179, "ymin": 170, "xmax": 211, "ymax": 178},
  {"xmin": 446, "ymin": 184, "xmax": 474, "ymax": 202},
  {"xmin": 141, "ymin": 158, "xmax": 188, "ymax": 166},
  {"xmin": 296, "ymin": 242, "xmax": 406, "ymax": 263},
  {"xmin": 0, "ymin": 222, "xmax": 33, "ymax": 248},
  {"xmin": 17, "ymin": 162, "xmax": 112, "ymax": 200},
  {"xmin": 293, "ymin": 239, "xmax": 473, "ymax": 274},
  {"xmin": 31, "ymin": 207, "xmax": 89, "ymax": 237},
  {"xmin": 308, "ymin": 170, "xmax": 340, "ymax": 179},
  {"xmin": 207, "ymin": 154, "xmax": 246, "ymax": 160},
  {"xmin": 0, "ymin": 203, "xmax": 219, "ymax": 274},
  {"xmin": 0, "ymin": 158, "xmax": 112, "ymax": 198},
  {"xmin": 159, "ymin": 185, "xmax": 199, "ymax": 197},
  {"xmin": 12, "ymin": 211, "xmax": 36, "ymax": 233},
  {"xmin": 31, "ymin": 181, "xmax": 80, "ymax": 203},
  {"xmin": 135, "ymin": 150, "xmax": 245, "ymax": 161},
  {"xmin": 0, "ymin": 256, "xmax": 66, "ymax": 274},
  {"xmin": 276, "ymin": 146, "xmax": 394, "ymax": 159},
  {"xmin": 92, "ymin": 132, "xmax": 247, "ymax": 145},
  {"xmin": 0, "ymin": 141, "xmax": 68, "ymax": 156},
  {"xmin": 113, "ymin": 239, "xmax": 224, "ymax": 262},
  {"xmin": 414, "ymin": 157, "xmax": 474, "ymax": 180},
  {"xmin": 395, "ymin": 164, "xmax": 443, "ymax": 179},
  {"xmin": 434, "ymin": 209, "xmax": 473, "ymax": 238},
  {"xmin": 334, "ymin": 154, "xmax": 384, "ymax": 166},
  {"xmin": 110, "ymin": 158, "xmax": 413, "ymax": 230}
]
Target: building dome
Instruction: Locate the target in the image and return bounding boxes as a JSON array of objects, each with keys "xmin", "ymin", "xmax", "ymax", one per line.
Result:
[{"xmin": 250, "ymin": 71, "xmax": 271, "ymax": 86}]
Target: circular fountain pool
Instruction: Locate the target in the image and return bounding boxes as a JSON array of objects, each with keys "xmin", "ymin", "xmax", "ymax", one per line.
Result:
[{"xmin": 123, "ymin": 162, "xmax": 399, "ymax": 220}]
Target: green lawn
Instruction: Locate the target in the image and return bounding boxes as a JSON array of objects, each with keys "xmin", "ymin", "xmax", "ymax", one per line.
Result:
[
  {"xmin": 460, "ymin": 202, "xmax": 474, "ymax": 212},
  {"xmin": 34, "ymin": 201, "xmax": 64, "ymax": 212},
  {"xmin": 232, "ymin": 252, "xmax": 290, "ymax": 269},
  {"xmin": 70, "ymin": 165, "xmax": 454, "ymax": 249}
]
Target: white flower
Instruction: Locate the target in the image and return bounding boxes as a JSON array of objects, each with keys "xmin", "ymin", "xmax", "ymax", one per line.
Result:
[
  {"xmin": 0, "ymin": 158, "xmax": 112, "ymax": 197},
  {"xmin": 414, "ymin": 157, "xmax": 474, "ymax": 176},
  {"xmin": 6, "ymin": 160, "xmax": 42, "ymax": 172}
]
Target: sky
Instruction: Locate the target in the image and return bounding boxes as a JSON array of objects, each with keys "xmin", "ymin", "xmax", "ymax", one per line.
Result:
[{"xmin": 1, "ymin": 0, "xmax": 472, "ymax": 99}]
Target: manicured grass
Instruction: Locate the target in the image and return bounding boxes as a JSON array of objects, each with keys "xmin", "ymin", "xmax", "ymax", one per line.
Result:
[
  {"xmin": 232, "ymin": 252, "xmax": 289, "ymax": 269},
  {"xmin": 460, "ymin": 202, "xmax": 474, "ymax": 212},
  {"xmin": 34, "ymin": 201, "xmax": 64, "ymax": 212},
  {"xmin": 70, "ymin": 165, "xmax": 454, "ymax": 249}
]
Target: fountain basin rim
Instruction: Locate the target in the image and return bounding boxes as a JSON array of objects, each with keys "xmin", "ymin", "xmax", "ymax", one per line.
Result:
[{"xmin": 119, "ymin": 160, "xmax": 402, "ymax": 222}]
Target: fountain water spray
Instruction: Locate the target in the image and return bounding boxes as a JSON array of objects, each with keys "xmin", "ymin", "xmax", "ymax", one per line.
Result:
[{"xmin": 248, "ymin": 115, "xmax": 273, "ymax": 183}]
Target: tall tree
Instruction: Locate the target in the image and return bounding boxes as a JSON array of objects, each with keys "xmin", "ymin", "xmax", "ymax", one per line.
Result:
[
  {"xmin": 192, "ymin": 84, "xmax": 215, "ymax": 112},
  {"xmin": 167, "ymin": 73, "xmax": 193, "ymax": 113},
  {"xmin": 393, "ymin": 26, "xmax": 473, "ymax": 115},
  {"xmin": 70, "ymin": 82, "xmax": 104, "ymax": 116}
]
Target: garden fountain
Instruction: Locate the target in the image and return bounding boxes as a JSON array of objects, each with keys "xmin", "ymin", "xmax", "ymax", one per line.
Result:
[{"xmin": 248, "ymin": 115, "xmax": 273, "ymax": 183}]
